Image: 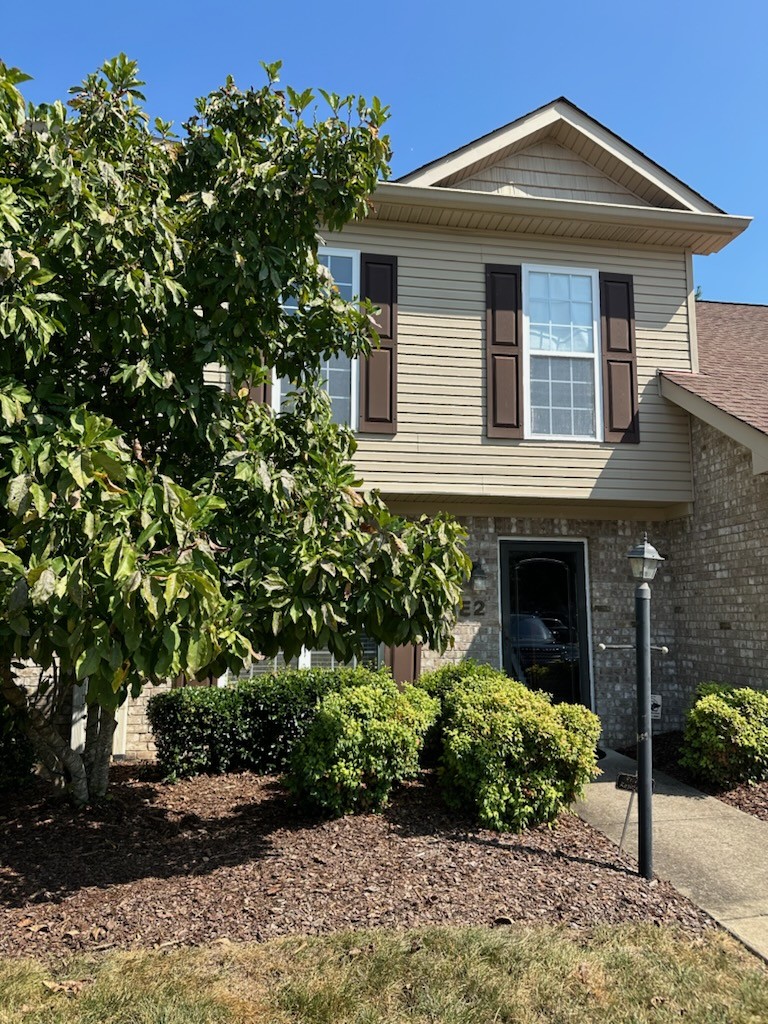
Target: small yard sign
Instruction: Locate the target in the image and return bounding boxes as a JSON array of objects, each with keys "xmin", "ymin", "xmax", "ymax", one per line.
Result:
[{"xmin": 616, "ymin": 773, "xmax": 656, "ymax": 794}]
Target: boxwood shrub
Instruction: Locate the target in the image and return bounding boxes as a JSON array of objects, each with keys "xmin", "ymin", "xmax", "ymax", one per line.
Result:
[
  {"xmin": 437, "ymin": 667, "xmax": 601, "ymax": 831},
  {"xmin": 237, "ymin": 667, "xmax": 389, "ymax": 774},
  {"xmin": 416, "ymin": 660, "xmax": 502, "ymax": 766},
  {"xmin": 147, "ymin": 667, "xmax": 391, "ymax": 779},
  {"xmin": 680, "ymin": 682, "xmax": 768, "ymax": 787},
  {"xmin": 147, "ymin": 685, "xmax": 243, "ymax": 779},
  {"xmin": 0, "ymin": 692, "xmax": 35, "ymax": 792},
  {"xmin": 288, "ymin": 680, "xmax": 439, "ymax": 816}
]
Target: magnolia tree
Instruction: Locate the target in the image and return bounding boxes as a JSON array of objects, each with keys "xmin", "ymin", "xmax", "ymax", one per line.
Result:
[{"xmin": 0, "ymin": 57, "xmax": 470, "ymax": 804}]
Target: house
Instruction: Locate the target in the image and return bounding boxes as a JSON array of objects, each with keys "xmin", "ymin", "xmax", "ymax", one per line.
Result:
[{"xmin": 116, "ymin": 97, "xmax": 765, "ymax": 756}]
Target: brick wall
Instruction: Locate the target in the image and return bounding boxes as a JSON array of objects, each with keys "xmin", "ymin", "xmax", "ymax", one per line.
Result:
[
  {"xmin": 421, "ymin": 514, "xmax": 679, "ymax": 747},
  {"xmin": 666, "ymin": 420, "xmax": 768, "ymax": 692},
  {"xmin": 418, "ymin": 420, "xmax": 768, "ymax": 748},
  {"xmin": 116, "ymin": 682, "xmax": 172, "ymax": 759}
]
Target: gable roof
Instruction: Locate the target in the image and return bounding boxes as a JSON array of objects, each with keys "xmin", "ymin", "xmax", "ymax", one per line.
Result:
[
  {"xmin": 660, "ymin": 302, "xmax": 768, "ymax": 473},
  {"xmin": 398, "ymin": 97, "xmax": 724, "ymax": 215}
]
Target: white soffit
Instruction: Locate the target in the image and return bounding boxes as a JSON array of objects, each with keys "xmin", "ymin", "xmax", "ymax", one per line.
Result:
[{"xmin": 369, "ymin": 182, "xmax": 750, "ymax": 256}]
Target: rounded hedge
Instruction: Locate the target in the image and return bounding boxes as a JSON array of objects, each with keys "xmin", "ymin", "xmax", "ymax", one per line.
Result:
[
  {"xmin": 147, "ymin": 667, "xmax": 393, "ymax": 779},
  {"xmin": 416, "ymin": 660, "xmax": 502, "ymax": 766},
  {"xmin": 237, "ymin": 667, "xmax": 390, "ymax": 775},
  {"xmin": 147, "ymin": 685, "xmax": 243, "ymax": 779},
  {"xmin": 680, "ymin": 682, "xmax": 768, "ymax": 787},
  {"xmin": 438, "ymin": 668, "xmax": 601, "ymax": 831},
  {"xmin": 288, "ymin": 679, "xmax": 438, "ymax": 816}
]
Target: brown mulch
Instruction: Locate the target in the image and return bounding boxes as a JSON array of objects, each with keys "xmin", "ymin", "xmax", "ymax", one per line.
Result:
[
  {"xmin": 619, "ymin": 732, "xmax": 768, "ymax": 823},
  {"xmin": 0, "ymin": 765, "xmax": 711, "ymax": 961}
]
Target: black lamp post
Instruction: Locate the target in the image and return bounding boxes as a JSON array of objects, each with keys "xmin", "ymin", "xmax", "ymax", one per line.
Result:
[{"xmin": 626, "ymin": 534, "xmax": 664, "ymax": 880}]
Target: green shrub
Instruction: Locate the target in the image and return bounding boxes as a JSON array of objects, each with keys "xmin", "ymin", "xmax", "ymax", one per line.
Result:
[
  {"xmin": 416, "ymin": 660, "xmax": 502, "ymax": 766},
  {"xmin": 439, "ymin": 670, "xmax": 601, "ymax": 831},
  {"xmin": 417, "ymin": 660, "xmax": 504, "ymax": 703},
  {"xmin": 147, "ymin": 685, "xmax": 243, "ymax": 778},
  {"xmin": 289, "ymin": 679, "xmax": 439, "ymax": 815},
  {"xmin": 0, "ymin": 693, "xmax": 35, "ymax": 792},
  {"xmin": 147, "ymin": 667, "xmax": 391, "ymax": 779},
  {"xmin": 236, "ymin": 667, "xmax": 390, "ymax": 774},
  {"xmin": 680, "ymin": 682, "xmax": 768, "ymax": 786}
]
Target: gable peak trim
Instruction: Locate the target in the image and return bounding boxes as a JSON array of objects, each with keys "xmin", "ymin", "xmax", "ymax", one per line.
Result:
[{"xmin": 397, "ymin": 97, "xmax": 724, "ymax": 215}]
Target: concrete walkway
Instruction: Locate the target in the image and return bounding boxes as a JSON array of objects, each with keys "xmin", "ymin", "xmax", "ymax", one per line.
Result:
[{"xmin": 576, "ymin": 749, "xmax": 768, "ymax": 962}]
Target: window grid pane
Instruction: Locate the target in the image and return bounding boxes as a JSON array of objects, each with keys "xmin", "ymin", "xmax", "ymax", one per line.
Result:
[
  {"xmin": 530, "ymin": 356, "xmax": 596, "ymax": 438},
  {"xmin": 528, "ymin": 270, "xmax": 595, "ymax": 354}
]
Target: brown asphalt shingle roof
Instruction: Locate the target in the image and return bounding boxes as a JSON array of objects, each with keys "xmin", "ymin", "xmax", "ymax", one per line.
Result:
[{"xmin": 662, "ymin": 300, "xmax": 768, "ymax": 436}]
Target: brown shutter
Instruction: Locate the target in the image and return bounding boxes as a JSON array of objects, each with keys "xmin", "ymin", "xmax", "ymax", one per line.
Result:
[
  {"xmin": 359, "ymin": 253, "xmax": 397, "ymax": 434},
  {"xmin": 600, "ymin": 272, "xmax": 639, "ymax": 443},
  {"xmin": 385, "ymin": 644, "xmax": 422, "ymax": 684},
  {"xmin": 486, "ymin": 264, "xmax": 523, "ymax": 438},
  {"xmin": 247, "ymin": 365, "xmax": 272, "ymax": 406}
]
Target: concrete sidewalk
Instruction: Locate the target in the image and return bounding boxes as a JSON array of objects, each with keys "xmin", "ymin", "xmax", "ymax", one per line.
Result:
[{"xmin": 576, "ymin": 749, "xmax": 768, "ymax": 962}]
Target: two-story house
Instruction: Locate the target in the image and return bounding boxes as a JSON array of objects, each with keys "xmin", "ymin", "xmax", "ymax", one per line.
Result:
[{"xmin": 118, "ymin": 97, "xmax": 766, "ymax": 757}]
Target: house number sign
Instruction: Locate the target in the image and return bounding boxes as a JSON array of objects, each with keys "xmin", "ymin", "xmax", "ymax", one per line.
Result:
[{"xmin": 460, "ymin": 591, "xmax": 486, "ymax": 618}]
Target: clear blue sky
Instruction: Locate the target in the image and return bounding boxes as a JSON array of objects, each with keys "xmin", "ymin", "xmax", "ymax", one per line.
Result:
[{"xmin": 4, "ymin": 0, "xmax": 767, "ymax": 302}]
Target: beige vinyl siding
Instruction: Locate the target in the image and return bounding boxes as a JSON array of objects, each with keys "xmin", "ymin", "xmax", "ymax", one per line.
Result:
[
  {"xmin": 327, "ymin": 221, "xmax": 694, "ymax": 504},
  {"xmin": 453, "ymin": 141, "xmax": 649, "ymax": 206},
  {"xmin": 203, "ymin": 361, "xmax": 229, "ymax": 388}
]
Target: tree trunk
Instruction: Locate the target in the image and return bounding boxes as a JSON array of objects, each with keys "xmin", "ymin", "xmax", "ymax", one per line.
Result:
[
  {"xmin": 87, "ymin": 705, "xmax": 116, "ymax": 800},
  {"xmin": 1, "ymin": 657, "xmax": 90, "ymax": 807},
  {"xmin": 82, "ymin": 700, "xmax": 101, "ymax": 777}
]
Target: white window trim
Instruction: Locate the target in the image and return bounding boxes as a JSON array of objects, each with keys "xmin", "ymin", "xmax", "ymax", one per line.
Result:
[
  {"xmin": 521, "ymin": 264, "xmax": 603, "ymax": 443},
  {"xmin": 273, "ymin": 246, "xmax": 360, "ymax": 430}
]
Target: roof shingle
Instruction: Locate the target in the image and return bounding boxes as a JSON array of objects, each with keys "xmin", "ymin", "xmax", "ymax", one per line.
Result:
[{"xmin": 662, "ymin": 301, "xmax": 768, "ymax": 436}]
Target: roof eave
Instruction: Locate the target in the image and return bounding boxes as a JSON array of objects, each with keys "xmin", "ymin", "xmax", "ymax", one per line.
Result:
[
  {"xmin": 371, "ymin": 182, "xmax": 751, "ymax": 255},
  {"xmin": 660, "ymin": 375, "xmax": 768, "ymax": 474}
]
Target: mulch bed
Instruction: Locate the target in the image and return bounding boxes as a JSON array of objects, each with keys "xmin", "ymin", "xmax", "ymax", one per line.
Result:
[
  {"xmin": 619, "ymin": 732, "xmax": 768, "ymax": 823},
  {"xmin": 0, "ymin": 765, "xmax": 711, "ymax": 960}
]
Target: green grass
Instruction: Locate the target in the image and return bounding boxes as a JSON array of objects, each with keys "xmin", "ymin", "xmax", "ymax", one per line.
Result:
[{"xmin": 1, "ymin": 925, "xmax": 766, "ymax": 1023}]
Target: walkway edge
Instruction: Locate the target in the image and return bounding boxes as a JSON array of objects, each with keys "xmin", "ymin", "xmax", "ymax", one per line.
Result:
[{"xmin": 576, "ymin": 748, "xmax": 768, "ymax": 964}]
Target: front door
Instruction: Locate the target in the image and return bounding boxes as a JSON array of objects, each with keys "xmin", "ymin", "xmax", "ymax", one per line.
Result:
[{"xmin": 499, "ymin": 540, "xmax": 591, "ymax": 706}]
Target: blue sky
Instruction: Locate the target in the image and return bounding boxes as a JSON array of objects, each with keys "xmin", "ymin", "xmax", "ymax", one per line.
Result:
[{"xmin": 4, "ymin": 0, "xmax": 767, "ymax": 302}]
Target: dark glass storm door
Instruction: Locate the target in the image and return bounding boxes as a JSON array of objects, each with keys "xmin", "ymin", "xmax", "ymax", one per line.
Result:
[{"xmin": 499, "ymin": 540, "xmax": 591, "ymax": 707}]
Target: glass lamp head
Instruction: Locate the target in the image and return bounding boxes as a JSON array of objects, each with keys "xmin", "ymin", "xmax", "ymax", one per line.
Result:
[{"xmin": 627, "ymin": 535, "xmax": 664, "ymax": 581}]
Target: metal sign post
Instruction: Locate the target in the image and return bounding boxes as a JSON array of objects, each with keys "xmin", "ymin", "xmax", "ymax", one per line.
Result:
[
  {"xmin": 635, "ymin": 581, "xmax": 653, "ymax": 880},
  {"xmin": 597, "ymin": 637, "xmax": 668, "ymax": 881}
]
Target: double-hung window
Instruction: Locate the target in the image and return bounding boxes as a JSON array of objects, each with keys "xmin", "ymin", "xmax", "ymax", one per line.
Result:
[
  {"xmin": 522, "ymin": 265, "xmax": 602, "ymax": 441},
  {"xmin": 274, "ymin": 246, "xmax": 360, "ymax": 427}
]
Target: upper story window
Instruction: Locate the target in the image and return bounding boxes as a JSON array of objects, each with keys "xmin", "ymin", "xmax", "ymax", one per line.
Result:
[
  {"xmin": 275, "ymin": 247, "xmax": 360, "ymax": 427},
  {"xmin": 523, "ymin": 265, "xmax": 602, "ymax": 441}
]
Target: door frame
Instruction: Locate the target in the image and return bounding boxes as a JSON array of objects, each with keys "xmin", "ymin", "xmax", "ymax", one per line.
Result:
[{"xmin": 496, "ymin": 536, "xmax": 595, "ymax": 711}]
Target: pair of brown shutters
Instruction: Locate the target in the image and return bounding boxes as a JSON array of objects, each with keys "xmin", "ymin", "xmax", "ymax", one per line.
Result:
[{"xmin": 486, "ymin": 265, "xmax": 640, "ymax": 443}]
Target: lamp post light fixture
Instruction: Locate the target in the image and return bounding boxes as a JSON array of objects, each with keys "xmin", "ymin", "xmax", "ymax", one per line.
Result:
[{"xmin": 627, "ymin": 533, "xmax": 664, "ymax": 880}]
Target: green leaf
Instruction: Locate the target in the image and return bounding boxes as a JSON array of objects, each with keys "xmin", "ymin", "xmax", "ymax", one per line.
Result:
[
  {"xmin": 7, "ymin": 474, "xmax": 30, "ymax": 516},
  {"xmin": 136, "ymin": 519, "xmax": 163, "ymax": 549},
  {"xmin": 30, "ymin": 567, "xmax": 57, "ymax": 606},
  {"xmin": 8, "ymin": 577, "xmax": 29, "ymax": 615},
  {"xmin": 75, "ymin": 645, "xmax": 102, "ymax": 681},
  {"xmin": 67, "ymin": 561, "xmax": 85, "ymax": 607}
]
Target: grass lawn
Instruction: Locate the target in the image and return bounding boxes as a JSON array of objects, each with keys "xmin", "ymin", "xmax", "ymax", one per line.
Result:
[{"xmin": 1, "ymin": 924, "xmax": 766, "ymax": 1024}]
